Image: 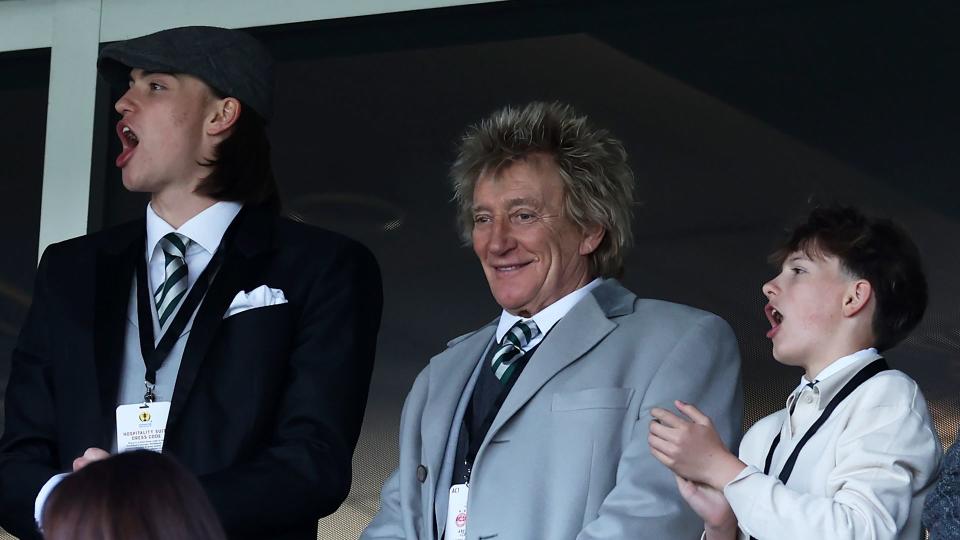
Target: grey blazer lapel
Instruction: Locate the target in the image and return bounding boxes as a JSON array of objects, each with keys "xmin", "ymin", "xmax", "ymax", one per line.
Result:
[
  {"xmin": 482, "ymin": 280, "xmax": 636, "ymax": 447},
  {"xmin": 422, "ymin": 324, "xmax": 495, "ymax": 533}
]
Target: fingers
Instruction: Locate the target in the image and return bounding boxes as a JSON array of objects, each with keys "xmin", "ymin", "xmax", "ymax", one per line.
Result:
[
  {"xmin": 674, "ymin": 474, "xmax": 698, "ymax": 498},
  {"xmin": 84, "ymin": 447, "xmax": 110, "ymax": 460},
  {"xmin": 650, "ymin": 407, "xmax": 687, "ymax": 428},
  {"xmin": 649, "ymin": 445, "xmax": 675, "ymax": 469},
  {"xmin": 72, "ymin": 447, "xmax": 110, "ymax": 472},
  {"xmin": 675, "ymin": 400, "xmax": 712, "ymax": 426},
  {"xmin": 648, "ymin": 429, "xmax": 679, "ymax": 460},
  {"xmin": 648, "ymin": 417, "xmax": 679, "ymax": 442}
]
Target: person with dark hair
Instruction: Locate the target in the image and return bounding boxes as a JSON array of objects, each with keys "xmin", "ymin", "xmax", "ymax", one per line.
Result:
[
  {"xmin": 363, "ymin": 101, "xmax": 743, "ymax": 539},
  {"xmin": 0, "ymin": 26, "xmax": 383, "ymax": 540},
  {"xmin": 924, "ymin": 432, "xmax": 960, "ymax": 539},
  {"xmin": 42, "ymin": 450, "xmax": 226, "ymax": 540},
  {"xmin": 649, "ymin": 205, "xmax": 941, "ymax": 539}
]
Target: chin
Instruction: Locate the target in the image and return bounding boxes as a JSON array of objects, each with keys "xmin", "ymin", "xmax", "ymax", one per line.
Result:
[
  {"xmin": 771, "ymin": 348, "xmax": 802, "ymax": 368},
  {"xmin": 492, "ymin": 294, "xmax": 530, "ymax": 315}
]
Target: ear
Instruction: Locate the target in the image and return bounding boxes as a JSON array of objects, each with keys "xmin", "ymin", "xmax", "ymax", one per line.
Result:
[
  {"xmin": 841, "ymin": 279, "xmax": 873, "ymax": 318},
  {"xmin": 579, "ymin": 223, "xmax": 606, "ymax": 256},
  {"xmin": 206, "ymin": 97, "xmax": 241, "ymax": 136}
]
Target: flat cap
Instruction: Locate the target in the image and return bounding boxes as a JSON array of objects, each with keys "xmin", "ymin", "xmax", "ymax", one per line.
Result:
[{"xmin": 98, "ymin": 26, "xmax": 275, "ymax": 121}]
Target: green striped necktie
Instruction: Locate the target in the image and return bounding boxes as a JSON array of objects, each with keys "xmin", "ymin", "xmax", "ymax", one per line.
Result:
[
  {"xmin": 491, "ymin": 319, "xmax": 541, "ymax": 383},
  {"xmin": 154, "ymin": 232, "xmax": 191, "ymax": 327}
]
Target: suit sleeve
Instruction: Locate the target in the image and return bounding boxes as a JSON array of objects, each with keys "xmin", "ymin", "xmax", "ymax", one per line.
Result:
[
  {"xmin": 923, "ymin": 434, "xmax": 960, "ymax": 538},
  {"xmin": 361, "ymin": 369, "xmax": 431, "ymax": 539},
  {"xmin": 198, "ymin": 238, "xmax": 383, "ymax": 536},
  {"xmin": 0, "ymin": 249, "xmax": 63, "ymax": 540},
  {"xmin": 577, "ymin": 314, "xmax": 744, "ymax": 540}
]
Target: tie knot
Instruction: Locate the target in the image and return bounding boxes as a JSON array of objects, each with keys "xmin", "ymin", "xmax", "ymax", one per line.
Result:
[
  {"xmin": 160, "ymin": 232, "xmax": 191, "ymax": 259},
  {"xmin": 503, "ymin": 319, "xmax": 541, "ymax": 350}
]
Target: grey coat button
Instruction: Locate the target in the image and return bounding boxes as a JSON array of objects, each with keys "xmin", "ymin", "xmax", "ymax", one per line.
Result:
[{"xmin": 417, "ymin": 464, "xmax": 428, "ymax": 483}]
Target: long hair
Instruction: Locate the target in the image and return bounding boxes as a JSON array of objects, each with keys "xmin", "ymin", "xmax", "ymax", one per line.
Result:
[
  {"xmin": 196, "ymin": 100, "xmax": 281, "ymax": 213},
  {"xmin": 42, "ymin": 450, "xmax": 226, "ymax": 540}
]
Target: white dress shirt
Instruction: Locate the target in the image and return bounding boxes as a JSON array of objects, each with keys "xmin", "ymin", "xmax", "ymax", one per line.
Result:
[
  {"xmin": 495, "ymin": 277, "xmax": 602, "ymax": 351},
  {"xmin": 145, "ymin": 200, "xmax": 242, "ymax": 298},
  {"xmin": 724, "ymin": 349, "xmax": 942, "ymax": 540},
  {"xmin": 117, "ymin": 200, "xmax": 242, "ymax": 406}
]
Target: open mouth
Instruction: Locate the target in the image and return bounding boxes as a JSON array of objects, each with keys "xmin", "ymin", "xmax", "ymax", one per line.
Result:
[
  {"xmin": 764, "ymin": 304, "xmax": 783, "ymax": 337},
  {"xmin": 116, "ymin": 122, "xmax": 140, "ymax": 168}
]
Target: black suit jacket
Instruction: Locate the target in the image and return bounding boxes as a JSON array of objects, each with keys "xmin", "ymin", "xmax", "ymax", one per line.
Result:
[{"xmin": 0, "ymin": 206, "xmax": 383, "ymax": 540}]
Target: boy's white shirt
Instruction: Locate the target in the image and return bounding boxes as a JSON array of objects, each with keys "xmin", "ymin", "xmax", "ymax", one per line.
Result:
[{"xmin": 721, "ymin": 348, "xmax": 942, "ymax": 540}]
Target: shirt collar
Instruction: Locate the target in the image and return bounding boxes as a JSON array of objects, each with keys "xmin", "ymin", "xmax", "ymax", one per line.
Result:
[
  {"xmin": 496, "ymin": 278, "xmax": 603, "ymax": 342},
  {"xmin": 146, "ymin": 201, "xmax": 242, "ymax": 257},
  {"xmin": 786, "ymin": 347, "xmax": 881, "ymax": 411}
]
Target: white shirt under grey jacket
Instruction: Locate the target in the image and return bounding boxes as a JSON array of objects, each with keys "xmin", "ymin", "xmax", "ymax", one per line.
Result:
[{"xmin": 724, "ymin": 349, "xmax": 942, "ymax": 540}]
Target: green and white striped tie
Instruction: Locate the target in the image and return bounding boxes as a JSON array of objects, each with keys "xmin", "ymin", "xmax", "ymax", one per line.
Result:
[
  {"xmin": 491, "ymin": 319, "xmax": 541, "ymax": 383},
  {"xmin": 154, "ymin": 232, "xmax": 191, "ymax": 327}
]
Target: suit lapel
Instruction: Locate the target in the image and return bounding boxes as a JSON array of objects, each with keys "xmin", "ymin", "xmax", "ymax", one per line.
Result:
[
  {"xmin": 481, "ymin": 280, "xmax": 636, "ymax": 449},
  {"xmin": 167, "ymin": 207, "xmax": 276, "ymax": 428},
  {"xmin": 94, "ymin": 221, "xmax": 144, "ymax": 447},
  {"xmin": 423, "ymin": 325, "xmax": 494, "ymax": 534}
]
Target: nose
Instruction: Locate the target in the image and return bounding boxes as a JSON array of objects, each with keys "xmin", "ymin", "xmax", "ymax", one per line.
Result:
[
  {"xmin": 762, "ymin": 278, "xmax": 778, "ymax": 299},
  {"xmin": 486, "ymin": 217, "xmax": 515, "ymax": 255},
  {"xmin": 114, "ymin": 89, "xmax": 134, "ymax": 116}
]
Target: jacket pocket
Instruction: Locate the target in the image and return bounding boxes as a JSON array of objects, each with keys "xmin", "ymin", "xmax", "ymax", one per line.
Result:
[{"xmin": 551, "ymin": 387, "xmax": 633, "ymax": 411}]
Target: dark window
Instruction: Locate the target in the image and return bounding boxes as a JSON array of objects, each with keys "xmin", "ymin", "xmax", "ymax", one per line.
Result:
[{"xmin": 0, "ymin": 48, "xmax": 49, "ymax": 431}]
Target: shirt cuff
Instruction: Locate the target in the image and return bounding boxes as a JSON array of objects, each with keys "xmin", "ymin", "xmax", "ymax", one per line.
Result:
[
  {"xmin": 722, "ymin": 465, "xmax": 769, "ymax": 537},
  {"xmin": 34, "ymin": 472, "xmax": 69, "ymax": 529},
  {"xmin": 726, "ymin": 464, "xmax": 761, "ymax": 487}
]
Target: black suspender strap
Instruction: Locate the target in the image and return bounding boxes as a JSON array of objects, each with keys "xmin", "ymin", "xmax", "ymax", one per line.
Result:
[{"xmin": 749, "ymin": 358, "xmax": 889, "ymax": 540}]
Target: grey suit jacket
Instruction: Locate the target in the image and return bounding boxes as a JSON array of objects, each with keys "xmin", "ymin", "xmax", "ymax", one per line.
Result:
[{"xmin": 363, "ymin": 279, "xmax": 743, "ymax": 540}]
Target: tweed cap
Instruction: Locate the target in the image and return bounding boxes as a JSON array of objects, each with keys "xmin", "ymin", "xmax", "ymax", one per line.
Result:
[{"xmin": 98, "ymin": 26, "xmax": 275, "ymax": 121}]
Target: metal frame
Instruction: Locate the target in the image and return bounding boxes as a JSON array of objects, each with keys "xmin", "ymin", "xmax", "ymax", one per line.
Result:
[{"xmin": 0, "ymin": 0, "xmax": 500, "ymax": 261}]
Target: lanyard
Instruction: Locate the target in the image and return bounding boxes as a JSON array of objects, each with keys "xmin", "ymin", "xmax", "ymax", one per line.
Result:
[
  {"xmin": 749, "ymin": 358, "xmax": 889, "ymax": 540},
  {"xmin": 134, "ymin": 240, "xmax": 225, "ymax": 402}
]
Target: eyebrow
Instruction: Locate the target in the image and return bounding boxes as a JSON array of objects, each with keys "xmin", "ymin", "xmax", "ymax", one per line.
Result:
[
  {"xmin": 472, "ymin": 197, "xmax": 542, "ymax": 213},
  {"xmin": 787, "ymin": 255, "xmax": 812, "ymax": 264},
  {"xmin": 142, "ymin": 71, "xmax": 178, "ymax": 78},
  {"xmin": 130, "ymin": 70, "xmax": 179, "ymax": 81}
]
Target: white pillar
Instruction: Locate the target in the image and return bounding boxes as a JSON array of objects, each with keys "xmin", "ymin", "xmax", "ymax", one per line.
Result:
[{"xmin": 36, "ymin": 0, "xmax": 102, "ymax": 260}]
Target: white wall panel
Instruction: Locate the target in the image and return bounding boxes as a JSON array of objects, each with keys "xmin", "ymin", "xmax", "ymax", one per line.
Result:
[{"xmin": 100, "ymin": 0, "xmax": 500, "ymax": 41}]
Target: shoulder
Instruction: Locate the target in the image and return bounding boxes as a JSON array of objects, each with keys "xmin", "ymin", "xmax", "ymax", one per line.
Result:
[
  {"xmin": 445, "ymin": 323, "xmax": 496, "ymax": 349},
  {"xmin": 268, "ymin": 216, "xmax": 379, "ymax": 272},
  {"xmin": 849, "ymin": 368, "xmax": 926, "ymax": 411},
  {"xmin": 621, "ymin": 297, "xmax": 736, "ymax": 342},
  {"xmin": 38, "ymin": 219, "xmax": 142, "ymax": 267},
  {"xmin": 273, "ymin": 217, "xmax": 372, "ymax": 255}
]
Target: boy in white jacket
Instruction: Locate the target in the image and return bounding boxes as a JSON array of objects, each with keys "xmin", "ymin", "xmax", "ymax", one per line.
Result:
[{"xmin": 648, "ymin": 205, "xmax": 941, "ymax": 540}]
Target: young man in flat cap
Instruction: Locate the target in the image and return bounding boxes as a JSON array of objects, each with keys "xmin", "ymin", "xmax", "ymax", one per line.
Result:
[{"xmin": 0, "ymin": 26, "xmax": 382, "ymax": 540}]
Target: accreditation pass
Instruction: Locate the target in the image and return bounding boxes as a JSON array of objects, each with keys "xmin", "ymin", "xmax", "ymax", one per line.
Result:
[
  {"xmin": 115, "ymin": 401, "xmax": 170, "ymax": 452},
  {"xmin": 446, "ymin": 483, "xmax": 469, "ymax": 539}
]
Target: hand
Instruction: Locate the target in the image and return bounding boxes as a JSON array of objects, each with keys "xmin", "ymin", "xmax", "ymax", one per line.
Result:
[
  {"xmin": 72, "ymin": 447, "xmax": 110, "ymax": 471},
  {"xmin": 648, "ymin": 400, "xmax": 745, "ymax": 489},
  {"xmin": 674, "ymin": 475, "xmax": 738, "ymax": 540}
]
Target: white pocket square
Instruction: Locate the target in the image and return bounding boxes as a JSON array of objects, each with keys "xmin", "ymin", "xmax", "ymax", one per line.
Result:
[{"xmin": 224, "ymin": 285, "xmax": 287, "ymax": 318}]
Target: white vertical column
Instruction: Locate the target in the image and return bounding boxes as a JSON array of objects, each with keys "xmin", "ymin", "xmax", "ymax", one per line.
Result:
[{"xmin": 37, "ymin": 0, "xmax": 102, "ymax": 261}]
